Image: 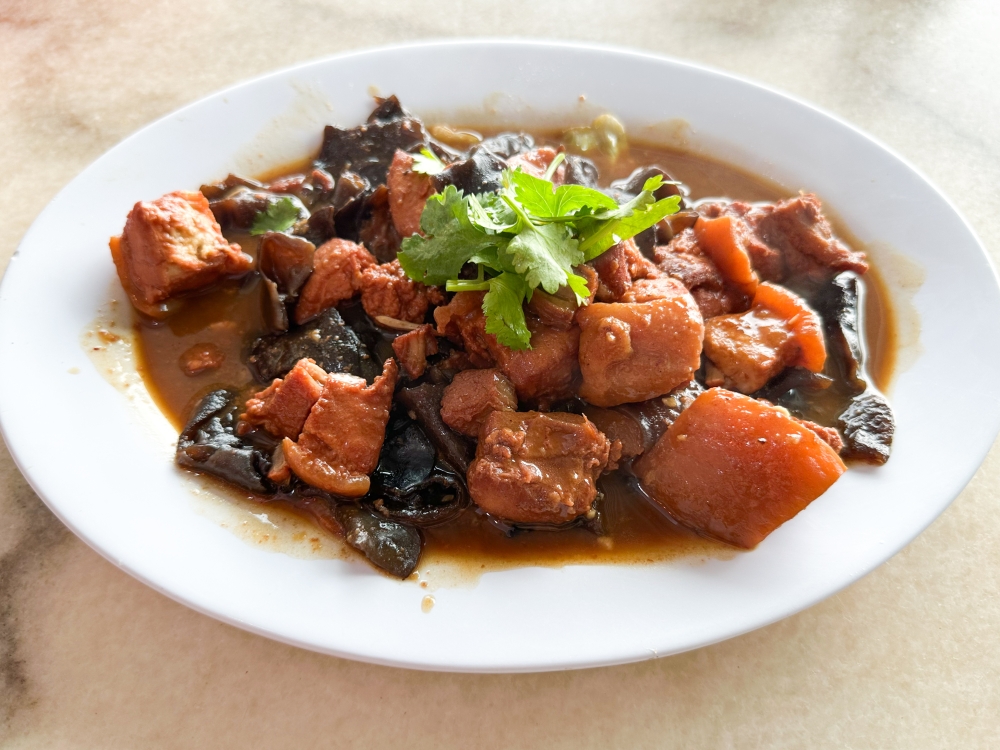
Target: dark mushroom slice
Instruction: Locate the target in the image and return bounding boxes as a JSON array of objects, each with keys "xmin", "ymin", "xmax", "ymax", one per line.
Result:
[
  {"xmin": 316, "ymin": 103, "xmax": 427, "ymax": 186},
  {"xmin": 176, "ymin": 389, "xmax": 273, "ymax": 494},
  {"xmin": 434, "ymin": 146, "xmax": 508, "ymax": 195},
  {"xmin": 259, "ymin": 232, "xmax": 315, "ymax": 297},
  {"xmin": 367, "ymin": 414, "xmax": 468, "ymax": 527},
  {"xmin": 396, "ymin": 383, "xmax": 475, "ymax": 475},
  {"xmin": 812, "ymin": 271, "xmax": 867, "ymax": 394},
  {"xmin": 478, "ymin": 132, "xmax": 535, "ymax": 159},
  {"xmin": 199, "ymin": 173, "xmax": 264, "ymax": 201},
  {"xmin": 367, "ymin": 94, "xmax": 412, "ymax": 125},
  {"xmin": 335, "ymin": 504, "xmax": 422, "ymax": 579},
  {"xmin": 563, "ymin": 154, "xmax": 600, "ymax": 188},
  {"xmin": 208, "ymin": 189, "xmax": 307, "ymax": 232},
  {"xmin": 838, "ymin": 392, "xmax": 894, "ymax": 464},
  {"xmin": 582, "ymin": 380, "xmax": 705, "ymax": 462},
  {"xmin": 247, "ymin": 307, "xmax": 380, "ymax": 383}
]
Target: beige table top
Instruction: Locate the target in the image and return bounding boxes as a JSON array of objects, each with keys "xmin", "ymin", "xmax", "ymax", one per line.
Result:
[{"xmin": 2, "ymin": 0, "xmax": 999, "ymax": 746}]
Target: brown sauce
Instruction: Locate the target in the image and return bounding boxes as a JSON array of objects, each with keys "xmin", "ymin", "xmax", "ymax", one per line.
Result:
[{"xmin": 133, "ymin": 132, "xmax": 896, "ymax": 572}]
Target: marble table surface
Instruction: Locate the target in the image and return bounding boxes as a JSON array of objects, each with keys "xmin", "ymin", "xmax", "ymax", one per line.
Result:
[{"xmin": 2, "ymin": 0, "xmax": 999, "ymax": 746}]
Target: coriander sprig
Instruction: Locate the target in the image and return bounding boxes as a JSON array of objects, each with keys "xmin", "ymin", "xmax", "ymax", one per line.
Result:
[{"xmin": 397, "ymin": 165, "xmax": 680, "ymax": 349}]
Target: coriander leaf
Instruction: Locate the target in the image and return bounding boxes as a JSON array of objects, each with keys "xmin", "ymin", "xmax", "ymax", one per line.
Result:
[
  {"xmin": 505, "ymin": 220, "xmax": 583, "ymax": 294},
  {"xmin": 467, "ymin": 192, "xmax": 517, "ymax": 233},
  {"xmin": 641, "ymin": 174, "xmax": 665, "ymax": 193},
  {"xmin": 483, "ymin": 272, "xmax": 531, "ymax": 350},
  {"xmin": 579, "ymin": 195, "xmax": 682, "ymax": 260},
  {"xmin": 249, "ymin": 197, "xmax": 301, "ymax": 235},
  {"xmin": 552, "ymin": 184, "xmax": 617, "ymax": 216},
  {"xmin": 397, "ymin": 185, "xmax": 503, "ymax": 285},
  {"xmin": 506, "ymin": 168, "xmax": 559, "ymax": 218},
  {"xmin": 411, "ymin": 147, "xmax": 446, "ymax": 176},
  {"xmin": 566, "ymin": 271, "xmax": 593, "ymax": 305}
]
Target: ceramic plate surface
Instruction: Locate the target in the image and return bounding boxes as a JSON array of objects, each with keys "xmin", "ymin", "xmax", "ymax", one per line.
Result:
[{"xmin": 2, "ymin": 41, "xmax": 998, "ymax": 672}]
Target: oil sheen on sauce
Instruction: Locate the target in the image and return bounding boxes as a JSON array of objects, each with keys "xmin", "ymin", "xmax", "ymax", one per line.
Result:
[{"xmin": 130, "ymin": 135, "xmax": 899, "ymax": 577}]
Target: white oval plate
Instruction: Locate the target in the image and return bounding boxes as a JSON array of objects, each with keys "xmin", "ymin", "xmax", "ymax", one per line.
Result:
[{"xmin": 2, "ymin": 41, "xmax": 999, "ymax": 673}]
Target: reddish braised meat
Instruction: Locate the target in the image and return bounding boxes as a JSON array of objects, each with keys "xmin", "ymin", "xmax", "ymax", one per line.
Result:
[
  {"xmin": 703, "ymin": 282, "xmax": 827, "ymax": 393},
  {"xmin": 653, "ymin": 228, "xmax": 749, "ymax": 318},
  {"xmin": 577, "ymin": 277, "xmax": 704, "ymax": 406},
  {"xmin": 439, "ymin": 368, "xmax": 518, "ymax": 437},
  {"xmin": 178, "ymin": 343, "xmax": 225, "ymax": 376},
  {"xmin": 295, "ymin": 238, "xmax": 376, "ymax": 324},
  {"xmin": 360, "ymin": 259, "xmax": 444, "ymax": 323},
  {"xmin": 391, "ymin": 324, "xmax": 439, "ymax": 379},
  {"xmin": 506, "ymin": 147, "xmax": 566, "ymax": 184},
  {"xmin": 467, "ymin": 411, "xmax": 612, "ymax": 524},
  {"xmin": 635, "ymin": 388, "xmax": 846, "ymax": 548},
  {"xmin": 282, "ymin": 358, "xmax": 398, "ymax": 497},
  {"xmin": 487, "ymin": 318, "xmax": 581, "ymax": 406},
  {"xmin": 110, "ymin": 191, "xmax": 252, "ymax": 315},
  {"xmin": 387, "ymin": 150, "xmax": 436, "ymax": 238},
  {"xmin": 747, "ymin": 194, "xmax": 868, "ymax": 280},
  {"xmin": 241, "ymin": 358, "xmax": 328, "ymax": 439},
  {"xmin": 797, "ymin": 418, "xmax": 845, "ymax": 453},
  {"xmin": 592, "ymin": 239, "xmax": 635, "ymax": 301},
  {"xmin": 434, "ymin": 291, "xmax": 494, "ymax": 368}
]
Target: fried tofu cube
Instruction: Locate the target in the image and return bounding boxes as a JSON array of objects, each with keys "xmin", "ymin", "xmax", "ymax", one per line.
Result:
[{"xmin": 110, "ymin": 190, "xmax": 252, "ymax": 315}]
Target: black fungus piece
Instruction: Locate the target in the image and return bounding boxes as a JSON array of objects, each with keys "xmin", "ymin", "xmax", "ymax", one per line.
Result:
[
  {"xmin": 176, "ymin": 389, "xmax": 273, "ymax": 494},
  {"xmin": 368, "ymin": 415, "xmax": 468, "ymax": 527},
  {"xmin": 260, "ymin": 275, "xmax": 289, "ymax": 333},
  {"xmin": 609, "ymin": 165, "xmax": 683, "ymax": 202},
  {"xmin": 259, "ymin": 232, "xmax": 315, "ymax": 297},
  {"xmin": 435, "ymin": 146, "xmax": 508, "ymax": 195},
  {"xmin": 357, "ymin": 185, "xmax": 403, "ymax": 263},
  {"xmin": 753, "ymin": 367, "xmax": 834, "ymax": 404},
  {"xmin": 563, "ymin": 154, "xmax": 600, "ymax": 188},
  {"xmin": 367, "ymin": 95, "xmax": 410, "ymax": 125},
  {"xmin": 336, "ymin": 505, "xmax": 421, "ymax": 579},
  {"xmin": 200, "ymin": 174, "xmax": 264, "ymax": 201},
  {"xmin": 396, "ymin": 383, "xmax": 474, "ymax": 475},
  {"xmin": 838, "ymin": 393, "xmax": 894, "ymax": 464},
  {"xmin": 337, "ymin": 298, "xmax": 398, "ymax": 365},
  {"xmin": 479, "ymin": 132, "xmax": 535, "ymax": 159},
  {"xmin": 247, "ymin": 307, "xmax": 379, "ymax": 383},
  {"xmin": 374, "ymin": 417, "xmax": 437, "ymax": 491},
  {"xmin": 316, "ymin": 113, "xmax": 427, "ymax": 186},
  {"xmin": 208, "ymin": 189, "xmax": 276, "ymax": 230},
  {"xmin": 813, "ymin": 272, "xmax": 867, "ymax": 393}
]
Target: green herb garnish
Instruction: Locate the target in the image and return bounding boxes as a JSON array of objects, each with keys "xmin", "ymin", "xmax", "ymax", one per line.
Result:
[
  {"xmin": 411, "ymin": 147, "xmax": 447, "ymax": 176},
  {"xmin": 249, "ymin": 197, "xmax": 301, "ymax": 235},
  {"xmin": 397, "ymin": 166, "xmax": 680, "ymax": 349}
]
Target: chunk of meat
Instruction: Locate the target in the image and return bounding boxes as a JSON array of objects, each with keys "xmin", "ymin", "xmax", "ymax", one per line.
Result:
[
  {"xmin": 592, "ymin": 239, "xmax": 634, "ymax": 301},
  {"xmin": 506, "ymin": 147, "xmax": 566, "ymax": 184},
  {"xmin": 241, "ymin": 358, "xmax": 328, "ymax": 439},
  {"xmin": 391, "ymin": 324, "xmax": 439, "ymax": 379},
  {"xmin": 747, "ymin": 194, "xmax": 868, "ymax": 280},
  {"xmin": 179, "ymin": 343, "xmax": 225, "ymax": 376},
  {"xmin": 439, "ymin": 368, "xmax": 518, "ymax": 437},
  {"xmin": 360, "ymin": 259, "xmax": 444, "ymax": 323},
  {"xmin": 703, "ymin": 282, "xmax": 827, "ymax": 394},
  {"xmin": 433, "ymin": 291, "xmax": 494, "ymax": 368},
  {"xmin": 294, "ymin": 239, "xmax": 376, "ymax": 324},
  {"xmin": 577, "ymin": 278, "xmax": 704, "ymax": 407},
  {"xmin": 467, "ymin": 411, "xmax": 612, "ymax": 524},
  {"xmin": 693, "ymin": 214, "xmax": 759, "ymax": 297},
  {"xmin": 387, "ymin": 150, "xmax": 437, "ymax": 238},
  {"xmin": 282, "ymin": 358, "xmax": 398, "ymax": 497},
  {"xmin": 654, "ymin": 233, "xmax": 725, "ymax": 290},
  {"xmin": 703, "ymin": 312, "xmax": 795, "ymax": 394},
  {"xmin": 487, "ymin": 319, "xmax": 581, "ymax": 406},
  {"xmin": 690, "ymin": 287, "xmax": 748, "ymax": 319},
  {"xmin": 110, "ymin": 191, "xmax": 252, "ymax": 315},
  {"xmin": 634, "ymin": 388, "xmax": 846, "ymax": 548}
]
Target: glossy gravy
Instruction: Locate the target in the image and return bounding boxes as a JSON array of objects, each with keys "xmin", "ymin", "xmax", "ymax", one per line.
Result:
[{"xmin": 133, "ymin": 137, "xmax": 897, "ymax": 571}]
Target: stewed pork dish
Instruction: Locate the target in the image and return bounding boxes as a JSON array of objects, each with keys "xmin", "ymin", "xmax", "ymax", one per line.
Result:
[{"xmin": 109, "ymin": 97, "xmax": 894, "ymax": 578}]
